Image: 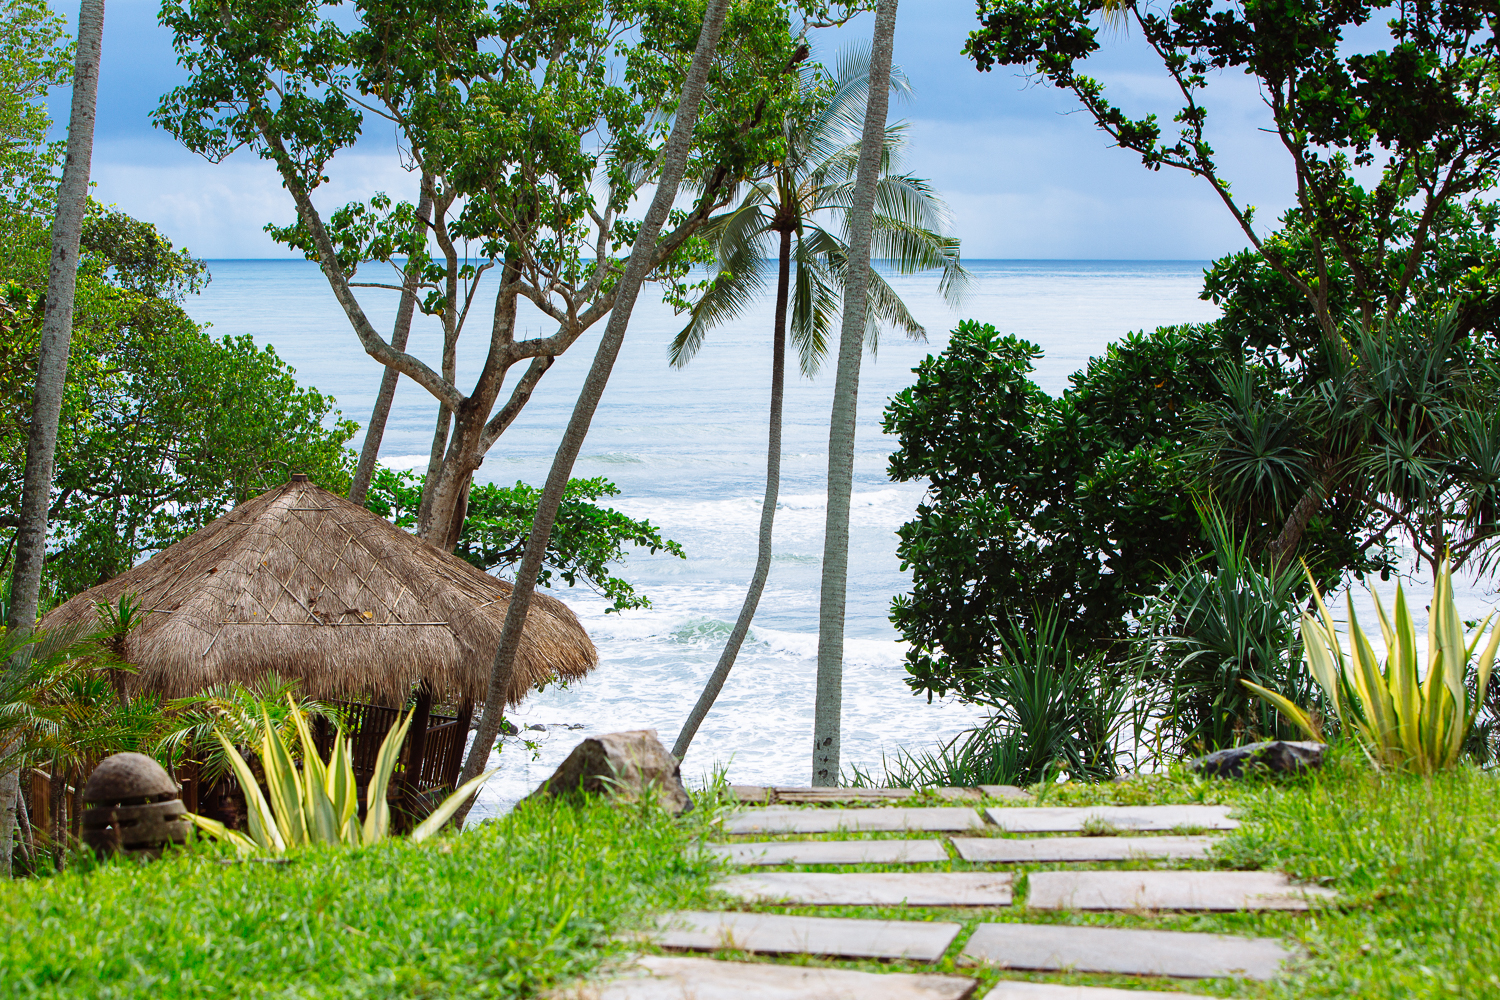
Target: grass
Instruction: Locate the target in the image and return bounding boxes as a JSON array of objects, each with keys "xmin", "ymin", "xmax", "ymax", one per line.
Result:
[
  {"xmin": 682, "ymin": 747, "xmax": 1500, "ymax": 998},
  {"xmin": 5, "ymin": 753, "xmax": 1499, "ymax": 998},
  {"xmin": 0, "ymin": 791, "xmax": 723, "ymax": 999}
]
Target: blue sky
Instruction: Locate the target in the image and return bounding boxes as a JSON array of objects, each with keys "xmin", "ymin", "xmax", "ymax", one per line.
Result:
[{"xmin": 69, "ymin": 0, "xmax": 1294, "ymax": 259}]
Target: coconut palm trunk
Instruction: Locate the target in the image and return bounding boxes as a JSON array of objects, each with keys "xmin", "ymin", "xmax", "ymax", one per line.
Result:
[
  {"xmin": 672, "ymin": 228, "xmax": 793, "ymax": 761},
  {"xmin": 452, "ymin": 0, "xmax": 733, "ymax": 821},
  {"xmin": 812, "ymin": 0, "xmax": 898, "ymax": 786},
  {"xmin": 3, "ymin": 0, "xmax": 105, "ymax": 876}
]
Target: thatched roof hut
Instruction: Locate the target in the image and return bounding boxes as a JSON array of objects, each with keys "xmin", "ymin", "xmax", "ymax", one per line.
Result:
[{"xmin": 40, "ymin": 477, "xmax": 597, "ymax": 707}]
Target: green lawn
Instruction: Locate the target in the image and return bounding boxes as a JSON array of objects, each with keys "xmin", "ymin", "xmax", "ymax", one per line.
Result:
[
  {"xmin": 0, "ymin": 792, "xmax": 721, "ymax": 999},
  {"xmin": 4, "ymin": 752, "xmax": 1498, "ymax": 998}
]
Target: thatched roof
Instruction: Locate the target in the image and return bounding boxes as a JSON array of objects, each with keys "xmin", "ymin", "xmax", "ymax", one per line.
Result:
[{"xmin": 40, "ymin": 478, "xmax": 597, "ymax": 705}]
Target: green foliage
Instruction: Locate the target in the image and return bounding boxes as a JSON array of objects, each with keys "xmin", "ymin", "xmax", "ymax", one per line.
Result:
[
  {"xmin": 1247, "ymin": 558, "xmax": 1500, "ymax": 774},
  {"xmin": 156, "ymin": 674, "xmax": 339, "ymax": 787},
  {"xmin": 885, "ymin": 319, "xmax": 1223, "ymax": 691},
  {"xmin": 1135, "ymin": 504, "xmax": 1322, "ymax": 754},
  {"xmin": 0, "ymin": 790, "xmax": 722, "ymax": 997},
  {"xmin": 967, "ymin": 0, "xmax": 1500, "ymax": 339},
  {"xmin": 187, "ymin": 697, "xmax": 495, "ymax": 854},
  {"xmin": 365, "ymin": 468, "xmax": 683, "ymax": 613},
  {"xmin": 0, "ymin": 207, "xmax": 356, "ymax": 602},
  {"xmin": 670, "ymin": 45, "xmax": 966, "ymax": 375},
  {"xmin": 0, "ymin": 0, "xmax": 70, "ymax": 214}
]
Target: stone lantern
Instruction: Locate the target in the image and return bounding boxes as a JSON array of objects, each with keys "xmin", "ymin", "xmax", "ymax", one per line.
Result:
[{"xmin": 81, "ymin": 753, "xmax": 191, "ymax": 858}]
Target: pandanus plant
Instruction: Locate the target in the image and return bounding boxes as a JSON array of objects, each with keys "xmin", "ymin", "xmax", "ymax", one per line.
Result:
[
  {"xmin": 1245, "ymin": 557, "xmax": 1500, "ymax": 773},
  {"xmin": 189, "ymin": 697, "xmax": 493, "ymax": 853}
]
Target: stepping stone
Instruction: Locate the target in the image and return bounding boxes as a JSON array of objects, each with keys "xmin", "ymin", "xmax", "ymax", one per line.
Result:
[
  {"xmin": 711, "ymin": 839, "xmax": 949, "ymax": 866},
  {"xmin": 960, "ymin": 922, "xmax": 1293, "ymax": 979},
  {"xmin": 718, "ymin": 872, "xmax": 1014, "ymax": 906},
  {"xmin": 725, "ymin": 807, "xmax": 985, "ymax": 835},
  {"xmin": 984, "ymin": 981, "xmax": 1220, "ymax": 999},
  {"xmin": 729, "ymin": 785, "xmax": 773, "ymax": 804},
  {"xmin": 934, "ymin": 787, "xmax": 984, "ymax": 802},
  {"xmin": 979, "ymin": 785, "xmax": 1033, "ymax": 800},
  {"xmin": 563, "ymin": 955, "xmax": 979, "ymax": 999},
  {"xmin": 952, "ymin": 836, "xmax": 1214, "ymax": 863},
  {"xmin": 1027, "ymin": 871, "xmax": 1335, "ymax": 911},
  {"xmin": 985, "ymin": 805, "xmax": 1238, "ymax": 833},
  {"xmin": 764, "ymin": 787, "xmax": 916, "ymax": 804},
  {"xmin": 650, "ymin": 910, "xmax": 962, "ymax": 961}
]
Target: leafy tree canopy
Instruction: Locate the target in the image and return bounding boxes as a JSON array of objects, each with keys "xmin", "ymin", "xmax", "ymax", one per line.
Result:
[
  {"xmin": 0, "ymin": 0, "xmax": 70, "ymax": 214},
  {"xmin": 364, "ymin": 468, "xmax": 683, "ymax": 614}
]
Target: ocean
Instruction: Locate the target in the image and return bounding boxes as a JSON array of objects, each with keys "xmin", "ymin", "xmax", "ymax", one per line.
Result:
[{"xmin": 183, "ymin": 259, "xmax": 1494, "ymax": 816}]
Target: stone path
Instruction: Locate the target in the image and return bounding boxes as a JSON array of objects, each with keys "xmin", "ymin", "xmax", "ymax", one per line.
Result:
[
  {"xmin": 952, "ymin": 835, "xmax": 1213, "ymax": 863},
  {"xmin": 557, "ymin": 955, "xmax": 979, "ymax": 999},
  {"xmin": 713, "ymin": 839, "xmax": 949, "ymax": 865},
  {"xmin": 651, "ymin": 911, "xmax": 962, "ymax": 961},
  {"xmin": 960, "ymin": 923, "xmax": 1291, "ymax": 979},
  {"xmin": 1027, "ymin": 870, "xmax": 1336, "ymax": 911},
  {"xmin": 719, "ymin": 872, "xmax": 1014, "ymax": 906},
  {"xmin": 984, "ymin": 805, "xmax": 1239, "ymax": 833},
  {"xmin": 571, "ymin": 789, "xmax": 1328, "ymax": 997},
  {"xmin": 725, "ymin": 806, "xmax": 987, "ymax": 835}
]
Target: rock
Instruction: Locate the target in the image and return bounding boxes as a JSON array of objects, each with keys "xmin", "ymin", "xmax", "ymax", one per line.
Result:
[
  {"xmin": 500, "ymin": 719, "xmax": 521, "ymax": 736},
  {"xmin": 529, "ymin": 729, "xmax": 693, "ymax": 814},
  {"xmin": 527, "ymin": 723, "xmax": 548, "ymax": 732},
  {"xmin": 1189, "ymin": 740, "xmax": 1327, "ymax": 778}
]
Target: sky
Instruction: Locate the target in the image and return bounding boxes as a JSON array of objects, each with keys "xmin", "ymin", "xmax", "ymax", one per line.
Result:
[{"xmin": 62, "ymin": 0, "xmax": 1299, "ymax": 260}]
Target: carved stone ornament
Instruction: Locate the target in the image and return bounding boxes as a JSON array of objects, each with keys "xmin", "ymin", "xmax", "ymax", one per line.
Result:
[{"xmin": 82, "ymin": 752, "xmax": 191, "ymax": 858}]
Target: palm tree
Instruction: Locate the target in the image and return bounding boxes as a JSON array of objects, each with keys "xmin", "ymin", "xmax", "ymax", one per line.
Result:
[{"xmin": 670, "ymin": 38, "xmax": 964, "ymax": 762}]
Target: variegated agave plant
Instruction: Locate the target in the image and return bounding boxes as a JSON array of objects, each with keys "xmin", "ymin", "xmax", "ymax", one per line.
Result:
[
  {"xmin": 1245, "ymin": 558, "xmax": 1500, "ymax": 773},
  {"xmin": 188, "ymin": 696, "xmax": 493, "ymax": 852}
]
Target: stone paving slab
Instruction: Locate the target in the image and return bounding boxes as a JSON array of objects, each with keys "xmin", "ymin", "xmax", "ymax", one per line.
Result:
[
  {"xmin": 718, "ymin": 872, "xmax": 1014, "ymax": 906},
  {"xmin": 960, "ymin": 922, "xmax": 1292, "ymax": 979},
  {"xmin": 952, "ymin": 836, "xmax": 1215, "ymax": 863},
  {"xmin": 711, "ymin": 839, "xmax": 949, "ymax": 866},
  {"xmin": 725, "ymin": 807, "xmax": 985, "ymax": 835},
  {"xmin": 730, "ymin": 786, "xmax": 916, "ymax": 805},
  {"xmin": 984, "ymin": 981, "xmax": 1221, "ymax": 999},
  {"xmin": 984, "ymin": 805, "xmax": 1238, "ymax": 833},
  {"xmin": 554, "ymin": 956, "xmax": 979, "ymax": 999},
  {"xmin": 978, "ymin": 785, "xmax": 1033, "ymax": 800},
  {"xmin": 651, "ymin": 910, "xmax": 962, "ymax": 961},
  {"xmin": 1027, "ymin": 870, "xmax": 1335, "ymax": 911}
]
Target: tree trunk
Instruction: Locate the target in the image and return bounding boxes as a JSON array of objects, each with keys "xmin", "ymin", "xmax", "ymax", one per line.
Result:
[
  {"xmin": 0, "ymin": 764, "xmax": 17, "ymax": 877},
  {"xmin": 811, "ymin": 0, "xmax": 897, "ymax": 787},
  {"xmin": 452, "ymin": 0, "xmax": 733, "ymax": 822},
  {"xmin": 672, "ymin": 228, "xmax": 792, "ymax": 761},
  {"xmin": 349, "ymin": 185, "xmax": 434, "ymax": 507},
  {"xmin": 1267, "ymin": 457, "xmax": 1337, "ymax": 572},
  {"xmin": 6, "ymin": 0, "xmax": 104, "ymax": 633},
  {"xmin": 2, "ymin": 0, "xmax": 105, "ymax": 877}
]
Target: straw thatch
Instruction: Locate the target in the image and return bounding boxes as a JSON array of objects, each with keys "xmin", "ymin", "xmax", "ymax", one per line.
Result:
[{"xmin": 40, "ymin": 478, "xmax": 597, "ymax": 705}]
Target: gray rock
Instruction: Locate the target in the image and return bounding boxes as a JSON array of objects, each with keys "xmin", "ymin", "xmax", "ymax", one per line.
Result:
[
  {"xmin": 1190, "ymin": 740, "xmax": 1327, "ymax": 778},
  {"xmin": 529, "ymin": 729, "xmax": 693, "ymax": 815}
]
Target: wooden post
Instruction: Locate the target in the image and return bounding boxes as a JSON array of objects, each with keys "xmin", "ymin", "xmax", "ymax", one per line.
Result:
[
  {"xmin": 28, "ymin": 769, "xmax": 49, "ymax": 835},
  {"xmin": 447, "ymin": 699, "xmax": 475, "ymax": 787},
  {"xmin": 402, "ymin": 681, "xmax": 433, "ymax": 814}
]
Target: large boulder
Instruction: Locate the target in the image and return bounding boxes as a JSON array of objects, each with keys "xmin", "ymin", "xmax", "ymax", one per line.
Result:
[
  {"xmin": 529, "ymin": 730, "xmax": 693, "ymax": 815},
  {"xmin": 1190, "ymin": 740, "xmax": 1327, "ymax": 778}
]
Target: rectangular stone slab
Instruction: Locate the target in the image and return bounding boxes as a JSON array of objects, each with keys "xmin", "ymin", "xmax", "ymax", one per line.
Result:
[
  {"xmin": 770, "ymin": 787, "xmax": 915, "ymax": 804},
  {"xmin": 718, "ymin": 872, "xmax": 1014, "ymax": 906},
  {"xmin": 984, "ymin": 981, "xmax": 1221, "ymax": 999},
  {"xmin": 562, "ymin": 956, "xmax": 979, "ymax": 1000},
  {"xmin": 725, "ymin": 807, "xmax": 985, "ymax": 835},
  {"xmin": 711, "ymin": 839, "xmax": 949, "ymax": 866},
  {"xmin": 1027, "ymin": 871, "xmax": 1335, "ymax": 911},
  {"xmin": 651, "ymin": 910, "xmax": 962, "ymax": 961},
  {"xmin": 960, "ymin": 922, "xmax": 1292, "ymax": 979},
  {"xmin": 978, "ymin": 785, "xmax": 1033, "ymax": 800},
  {"xmin": 984, "ymin": 805, "xmax": 1238, "ymax": 833},
  {"xmin": 952, "ymin": 836, "xmax": 1214, "ymax": 863}
]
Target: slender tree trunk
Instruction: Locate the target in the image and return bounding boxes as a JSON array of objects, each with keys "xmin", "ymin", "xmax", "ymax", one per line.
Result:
[
  {"xmin": 672, "ymin": 229, "xmax": 793, "ymax": 761},
  {"xmin": 452, "ymin": 0, "xmax": 733, "ymax": 822},
  {"xmin": 1267, "ymin": 457, "xmax": 1337, "ymax": 572},
  {"xmin": 0, "ymin": 764, "xmax": 17, "ymax": 877},
  {"xmin": 811, "ymin": 0, "xmax": 897, "ymax": 787},
  {"xmin": 2, "ymin": 0, "xmax": 105, "ymax": 876},
  {"xmin": 349, "ymin": 186, "xmax": 434, "ymax": 506}
]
